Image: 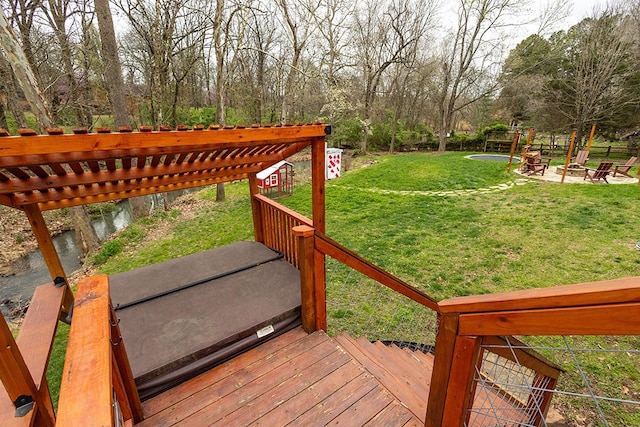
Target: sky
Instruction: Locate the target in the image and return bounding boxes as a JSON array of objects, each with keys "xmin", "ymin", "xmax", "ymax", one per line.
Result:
[{"xmin": 566, "ymin": 0, "xmax": 614, "ymax": 26}]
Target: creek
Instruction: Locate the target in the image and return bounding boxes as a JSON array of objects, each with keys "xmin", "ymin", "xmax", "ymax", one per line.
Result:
[{"xmin": 0, "ymin": 191, "xmax": 188, "ymax": 317}]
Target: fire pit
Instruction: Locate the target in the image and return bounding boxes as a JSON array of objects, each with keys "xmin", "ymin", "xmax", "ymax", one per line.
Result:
[{"xmin": 555, "ymin": 165, "xmax": 585, "ymax": 176}]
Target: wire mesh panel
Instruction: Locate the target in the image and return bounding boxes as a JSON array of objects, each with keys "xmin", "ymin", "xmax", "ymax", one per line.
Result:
[
  {"xmin": 324, "ymin": 257, "xmax": 438, "ymax": 353},
  {"xmin": 466, "ymin": 335, "xmax": 640, "ymax": 427}
]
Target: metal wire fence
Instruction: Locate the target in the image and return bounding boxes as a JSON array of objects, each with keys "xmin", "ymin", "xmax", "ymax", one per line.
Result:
[
  {"xmin": 467, "ymin": 335, "xmax": 640, "ymax": 426},
  {"xmin": 323, "ymin": 257, "xmax": 438, "ymax": 354}
]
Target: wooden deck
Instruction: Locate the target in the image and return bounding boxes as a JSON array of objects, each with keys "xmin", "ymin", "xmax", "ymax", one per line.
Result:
[{"xmin": 137, "ymin": 328, "xmax": 430, "ymax": 426}]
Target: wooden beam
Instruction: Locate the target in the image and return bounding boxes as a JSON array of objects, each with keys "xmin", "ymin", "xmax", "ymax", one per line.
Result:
[
  {"xmin": 32, "ymin": 173, "xmax": 248, "ymax": 211},
  {"xmin": 0, "ymin": 315, "xmax": 52, "ymax": 426},
  {"xmin": 22, "ymin": 204, "xmax": 73, "ymax": 321},
  {"xmin": 438, "ymin": 275, "xmax": 640, "ymax": 314},
  {"xmin": 314, "ymin": 247, "xmax": 327, "ymax": 332},
  {"xmin": 0, "ymin": 125, "xmax": 328, "ymax": 158},
  {"xmin": 249, "ymin": 174, "xmax": 264, "ymax": 244},
  {"xmin": 458, "ymin": 301, "xmax": 640, "ymax": 336},
  {"xmin": 311, "ymin": 136, "xmax": 326, "ymax": 234},
  {"xmin": 315, "ymin": 232, "xmax": 439, "ymax": 312},
  {"xmin": 425, "ymin": 313, "xmax": 459, "ymax": 427},
  {"xmin": 441, "ymin": 335, "xmax": 482, "ymax": 427},
  {"xmin": 0, "ymin": 153, "xmax": 272, "ymax": 194},
  {"xmin": 15, "ymin": 282, "xmax": 66, "ymax": 423},
  {"xmin": 310, "ymin": 136, "xmax": 327, "ymax": 331}
]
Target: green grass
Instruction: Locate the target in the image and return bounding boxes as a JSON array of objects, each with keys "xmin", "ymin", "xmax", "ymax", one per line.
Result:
[{"xmin": 45, "ymin": 152, "xmax": 640, "ymax": 423}]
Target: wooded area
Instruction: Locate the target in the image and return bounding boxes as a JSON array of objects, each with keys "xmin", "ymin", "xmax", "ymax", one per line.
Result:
[{"xmin": 1, "ymin": 0, "xmax": 640, "ymax": 153}]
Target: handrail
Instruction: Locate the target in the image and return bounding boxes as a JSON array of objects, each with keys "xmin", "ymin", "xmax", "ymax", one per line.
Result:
[
  {"xmin": 315, "ymin": 231, "xmax": 440, "ymax": 312},
  {"xmin": 438, "ymin": 275, "xmax": 640, "ymax": 314},
  {"xmin": 56, "ymin": 275, "xmax": 142, "ymax": 426},
  {"xmin": 428, "ymin": 276, "xmax": 640, "ymax": 427}
]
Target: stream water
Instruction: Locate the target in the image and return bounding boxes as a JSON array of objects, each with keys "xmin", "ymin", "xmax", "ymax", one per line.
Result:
[
  {"xmin": 0, "ymin": 203, "xmax": 134, "ymax": 316},
  {"xmin": 0, "ymin": 191, "xmax": 192, "ymax": 316}
]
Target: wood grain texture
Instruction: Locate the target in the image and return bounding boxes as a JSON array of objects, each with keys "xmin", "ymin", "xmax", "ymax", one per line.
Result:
[
  {"xmin": 0, "ymin": 125, "xmax": 328, "ymax": 158},
  {"xmin": 458, "ymin": 301, "xmax": 640, "ymax": 336},
  {"xmin": 56, "ymin": 275, "xmax": 113, "ymax": 426},
  {"xmin": 140, "ymin": 329, "xmax": 424, "ymax": 427},
  {"xmin": 439, "ymin": 276, "xmax": 640, "ymax": 314}
]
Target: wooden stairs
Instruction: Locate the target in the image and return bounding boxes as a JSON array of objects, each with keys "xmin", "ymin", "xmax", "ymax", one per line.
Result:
[{"xmin": 138, "ymin": 327, "xmax": 433, "ymax": 426}]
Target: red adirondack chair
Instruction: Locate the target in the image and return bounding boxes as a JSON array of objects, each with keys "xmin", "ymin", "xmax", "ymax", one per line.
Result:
[
  {"xmin": 613, "ymin": 156, "xmax": 637, "ymax": 178},
  {"xmin": 584, "ymin": 162, "xmax": 613, "ymax": 183}
]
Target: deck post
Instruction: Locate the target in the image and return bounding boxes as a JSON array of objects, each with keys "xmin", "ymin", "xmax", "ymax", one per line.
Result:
[
  {"xmin": 441, "ymin": 335, "xmax": 482, "ymax": 426},
  {"xmin": 425, "ymin": 313, "xmax": 459, "ymax": 427},
  {"xmin": 249, "ymin": 173, "xmax": 264, "ymax": 243},
  {"xmin": 294, "ymin": 225, "xmax": 318, "ymax": 333},
  {"xmin": 22, "ymin": 203, "xmax": 74, "ymax": 322},
  {"xmin": 311, "ymin": 136, "xmax": 327, "ymax": 330}
]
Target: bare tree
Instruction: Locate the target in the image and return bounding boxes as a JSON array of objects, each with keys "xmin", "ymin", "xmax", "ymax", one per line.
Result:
[
  {"xmin": 41, "ymin": 0, "xmax": 93, "ymax": 127},
  {"xmin": 435, "ymin": 0, "xmax": 526, "ymax": 152},
  {"xmin": 114, "ymin": 0, "xmax": 208, "ymax": 127},
  {"xmin": 352, "ymin": 0, "xmax": 432, "ymax": 153},
  {"xmin": 275, "ymin": 0, "xmax": 313, "ymax": 124}
]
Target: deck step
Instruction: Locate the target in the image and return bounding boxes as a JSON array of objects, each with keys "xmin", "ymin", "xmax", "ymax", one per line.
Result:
[
  {"xmin": 334, "ymin": 334, "xmax": 432, "ymax": 423},
  {"xmin": 140, "ymin": 329, "xmax": 424, "ymax": 426}
]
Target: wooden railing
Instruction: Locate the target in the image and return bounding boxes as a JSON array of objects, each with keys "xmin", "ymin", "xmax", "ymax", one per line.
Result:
[
  {"xmin": 290, "ymin": 220, "xmax": 640, "ymax": 427},
  {"xmin": 293, "ymin": 225, "xmax": 440, "ymax": 334},
  {"xmin": 252, "ymin": 194, "xmax": 312, "ymax": 268},
  {"xmin": 427, "ymin": 276, "xmax": 640, "ymax": 427},
  {"xmin": 0, "ymin": 281, "xmax": 66, "ymax": 427},
  {"xmin": 56, "ymin": 275, "xmax": 142, "ymax": 426}
]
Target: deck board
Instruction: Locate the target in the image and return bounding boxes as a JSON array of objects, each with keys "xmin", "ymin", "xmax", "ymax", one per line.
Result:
[
  {"xmin": 139, "ymin": 329, "xmax": 423, "ymax": 426},
  {"xmin": 138, "ymin": 328, "xmax": 529, "ymax": 426},
  {"xmin": 139, "ymin": 329, "xmax": 326, "ymax": 426}
]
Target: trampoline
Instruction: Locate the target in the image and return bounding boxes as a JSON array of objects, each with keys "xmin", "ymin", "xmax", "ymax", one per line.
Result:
[
  {"xmin": 466, "ymin": 154, "xmax": 520, "ymax": 162},
  {"xmin": 109, "ymin": 241, "xmax": 302, "ymax": 399}
]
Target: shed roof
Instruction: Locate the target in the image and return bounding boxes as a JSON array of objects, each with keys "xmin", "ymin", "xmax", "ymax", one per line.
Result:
[{"xmin": 256, "ymin": 160, "xmax": 293, "ymax": 180}]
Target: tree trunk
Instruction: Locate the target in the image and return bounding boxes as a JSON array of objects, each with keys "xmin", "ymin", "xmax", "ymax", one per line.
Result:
[
  {"xmin": 0, "ymin": 103, "xmax": 6, "ymax": 130},
  {"xmin": 0, "ymin": 11, "xmax": 51, "ymax": 131},
  {"xmin": 213, "ymin": 0, "xmax": 225, "ymax": 202},
  {"xmin": 0, "ymin": 51, "xmax": 28, "ymax": 128},
  {"xmin": 71, "ymin": 206, "xmax": 99, "ymax": 258},
  {"xmin": 95, "ymin": 0, "xmax": 150, "ymax": 219},
  {"xmin": 216, "ymin": 182, "xmax": 225, "ymax": 202},
  {"xmin": 390, "ymin": 110, "xmax": 398, "ymax": 154},
  {"xmin": 95, "ymin": 0, "xmax": 129, "ymax": 129}
]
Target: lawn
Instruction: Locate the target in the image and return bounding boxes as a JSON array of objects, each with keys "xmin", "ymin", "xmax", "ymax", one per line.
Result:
[{"xmin": 55, "ymin": 151, "xmax": 640, "ymax": 424}]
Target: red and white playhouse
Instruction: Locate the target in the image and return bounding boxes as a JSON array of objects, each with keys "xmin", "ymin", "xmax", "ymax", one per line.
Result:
[{"xmin": 256, "ymin": 160, "xmax": 294, "ymax": 198}]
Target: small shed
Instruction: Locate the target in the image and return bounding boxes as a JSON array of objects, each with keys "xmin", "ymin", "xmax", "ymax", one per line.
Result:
[{"xmin": 257, "ymin": 160, "xmax": 294, "ymax": 198}]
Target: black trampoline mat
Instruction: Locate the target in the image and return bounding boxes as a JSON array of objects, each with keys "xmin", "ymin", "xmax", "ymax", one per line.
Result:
[{"xmin": 109, "ymin": 241, "xmax": 301, "ymax": 399}]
